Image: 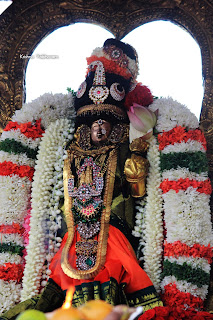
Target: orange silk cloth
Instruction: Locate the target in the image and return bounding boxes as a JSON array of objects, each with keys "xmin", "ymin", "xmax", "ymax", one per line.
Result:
[{"xmin": 49, "ymin": 225, "xmax": 153, "ymax": 294}]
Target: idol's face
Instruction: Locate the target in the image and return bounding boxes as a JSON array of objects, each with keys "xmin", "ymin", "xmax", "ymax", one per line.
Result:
[{"xmin": 90, "ymin": 119, "xmax": 112, "ymax": 146}]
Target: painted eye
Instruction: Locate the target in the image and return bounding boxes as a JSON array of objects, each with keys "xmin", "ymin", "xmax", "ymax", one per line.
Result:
[
  {"xmin": 76, "ymin": 81, "xmax": 87, "ymax": 98},
  {"xmin": 110, "ymin": 83, "xmax": 125, "ymax": 101}
]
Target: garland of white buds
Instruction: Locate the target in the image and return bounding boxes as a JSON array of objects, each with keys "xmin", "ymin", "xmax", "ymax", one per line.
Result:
[
  {"xmin": 142, "ymin": 136, "xmax": 164, "ymax": 292},
  {"xmin": 21, "ymin": 118, "xmax": 75, "ymax": 301}
]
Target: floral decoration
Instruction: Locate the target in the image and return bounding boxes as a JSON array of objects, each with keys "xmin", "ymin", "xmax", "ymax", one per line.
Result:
[
  {"xmin": 0, "ymin": 92, "xmax": 75, "ymax": 313},
  {"xmin": 138, "ymin": 305, "xmax": 213, "ymax": 319},
  {"xmin": 124, "ymin": 82, "xmax": 153, "ymax": 110},
  {"xmin": 148, "ymin": 97, "xmax": 199, "ymax": 132},
  {"xmin": 153, "ymin": 98, "xmax": 213, "ymax": 311},
  {"xmin": 134, "ymin": 97, "xmax": 212, "ymax": 316},
  {"xmin": 4, "ymin": 119, "xmax": 44, "ymax": 139},
  {"xmin": 133, "ymin": 136, "xmax": 164, "ymax": 292},
  {"xmin": 158, "ymin": 126, "xmax": 207, "ymax": 151},
  {"xmin": 0, "ymin": 90, "xmax": 212, "ymax": 317},
  {"xmin": 21, "ymin": 118, "xmax": 75, "ymax": 301}
]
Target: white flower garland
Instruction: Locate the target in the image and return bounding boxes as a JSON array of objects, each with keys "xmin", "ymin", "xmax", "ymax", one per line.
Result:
[
  {"xmin": 0, "ymin": 281, "xmax": 22, "ymax": 314},
  {"xmin": 148, "ymin": 97, "xmax": 199, "ymax": 132},
  {"xmin": 142, "ymin": 136, "xmax": 164, "ymax": 292},
  {"xmin": 162, "ymin": 140, "xmax": 206, "ymax": 154},
  {"xmin": 132, "ymin": 198, "xmax": 147, "ymax": 239},
  {"xmin": 13, "ymin": 93, "xmax": 75, "ymax": 128},
  {"xmin": 0, "ymin": 234, "xmax": 24, "ymax": 247},
  {"xmin": 0, "ymin": 175, "xmax": 31, "ymax": 225},
  {"xmin": 21, "ymin": 118, "xmax": 75, "ymax": 301},
  {"xmin": 162, "ymin": 168, "xmax": 208, "ymax": 182},
  {"xmin": 0, "ymin": 253, "xmax": 22, "ymax": 265},
  {"xmin": 132, "ymin": 97, "xmax": 212, "ymax": 307},
  {"xmin": 163, "ymin": 190, "xmax": 212, "ymax": 246}
]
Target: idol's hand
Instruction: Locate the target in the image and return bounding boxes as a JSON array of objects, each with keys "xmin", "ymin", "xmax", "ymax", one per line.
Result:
[
  {"xmin": 124, "ymin": 154, "xmax": 149, "ymax": 181},
  {"xmin": 129, "ymin": 137, "xmax": 149, "ymax": 154},
  {"xmin": 124, "ymin": 154, "xmax": 149, "ymax": 198}
]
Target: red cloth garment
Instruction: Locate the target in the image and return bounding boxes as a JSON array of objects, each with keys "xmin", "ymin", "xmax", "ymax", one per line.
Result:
[{"xmin": 49, "ymin": 225, "xmax": 153, "ymax": 294}]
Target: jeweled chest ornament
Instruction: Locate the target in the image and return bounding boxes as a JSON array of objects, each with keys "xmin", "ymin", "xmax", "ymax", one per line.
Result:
[
  {"xmin": 68, "ymin": 157, "xmax": 104, "ymax": 218},
  {"xmin": 67, "ymin": 156, "xmax": 105, "ymax": 271}
]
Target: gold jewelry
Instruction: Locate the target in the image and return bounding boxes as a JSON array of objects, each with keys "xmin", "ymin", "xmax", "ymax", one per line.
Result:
[{"xmin": 62, "ymin": 148, "xmax": 118, "ymax": 279}]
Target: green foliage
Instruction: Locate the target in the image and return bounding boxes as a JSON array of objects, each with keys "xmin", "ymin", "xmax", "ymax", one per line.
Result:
[{"xmin": 160, "ymin": 151, "xmax": 208, "ymax": 173}]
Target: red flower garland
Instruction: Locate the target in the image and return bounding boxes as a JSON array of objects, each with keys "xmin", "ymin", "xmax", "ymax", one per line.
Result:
[
  {"xmin": 160, "ymin": 178, "xmax": 212, "ymax": 195},
  {"xmin": 164, "ymin": 241, "xmax": 213, "ymax": 264},
  {"xmin": 4, "ymin": 119, "xmax": 44, "ymax": 140},
  {"xmin": 0, "ymin": 263, "xmax": 24, "ymax": 282},
  {"xmin": 0, "ymin": 161, "xmax": 34, "ymax": 181},
  {"xmin": 124, "ymin": 82, "xmax": 153, "ymax": 110},
  {"xmin": 0, "ymin": 223, "xmax": 24, "ymax": 235},
  {"xmin": 158, "ymin": 126, "xmax": 207, "ymax": 151},
  {"xmin": 138, "ymin": 306, "xmax": 213, "ymax": 320},
  {"xmin": 162, "ymin": 283, "xmax": 204, "ymax": 310},
  {"xmin": 86, "ymin": 55, "xmax": 132, "ymax": 79}
]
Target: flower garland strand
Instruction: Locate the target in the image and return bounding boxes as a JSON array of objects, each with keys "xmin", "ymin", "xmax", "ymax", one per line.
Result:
[
  {"xmin": 142, "ymin": 136, "xmax": 164, "ymax": 292},
  {"xmin": 0, "ymin": 92, "xmax": 75, "ymax": 313},
  {"xmin": 138, "ymin": 305, "xmax": 213, "ymax": 320},
  {"xmin": 0, "ymin": 123, "xmax": 42, "ymax": 313},
  {"xmin": 149, "ymin": 98, "xmax": 213, "ymax": 310},
  {"xmin": 21, "ymin": 118, "xmax": 75, "ymax": 301}
]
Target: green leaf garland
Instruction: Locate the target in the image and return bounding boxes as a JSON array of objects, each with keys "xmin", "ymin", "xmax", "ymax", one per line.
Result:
[
  {"xmin": 0, "ymin": 243, "xmax": 25, "ymax": 256},
  {"xmin": 0, "ymin": 139, "xmax": 38, "ymax": 159},
  {"xmin": 160, "ymin": 151, "xmax": 208, "ymax": 174},
  {"xmin": 162, "ymin": 260, "xmax": 209, "ymax": 288}
]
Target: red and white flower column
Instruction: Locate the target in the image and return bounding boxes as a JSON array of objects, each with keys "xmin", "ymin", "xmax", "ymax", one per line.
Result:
[
  {"xmin": 149, "ymin": 98, "xmax": 213, "ymax": 310},
  {"xmin": 159, "ymin": 126, "xmax": 212, "ymax": 309},
  {"xmin": 0, "ymin": 92, "xmax": 75, "ymax": 313},
  {"xmin": 0, "ymin": 120, "xmax": 44, "ymax": 312}
]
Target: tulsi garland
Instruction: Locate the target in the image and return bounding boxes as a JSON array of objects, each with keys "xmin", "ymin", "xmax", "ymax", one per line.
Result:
[
  {"xmin": 0, "ymin": 244, "xmax": 24, "ymax": 256},
  {"xmin": 162, "ymin": 260, "xmax": 209, "ymax": 288}
]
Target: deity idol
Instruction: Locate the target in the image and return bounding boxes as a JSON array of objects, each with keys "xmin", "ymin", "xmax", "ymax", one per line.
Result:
[{"xmin": 0, "ymin": 38, "xmax": 212, "ymax": 320}]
